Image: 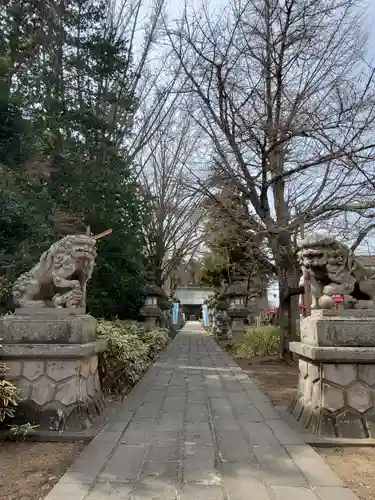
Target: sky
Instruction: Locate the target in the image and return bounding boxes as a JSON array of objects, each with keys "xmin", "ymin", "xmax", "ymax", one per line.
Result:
[
  {"xmin": 365, "ymin": 2, "xmax": 375, "ymax": 63},
  {"xmin": 155, "ymin": 0, "xmax": 375, "ymax": 60}
]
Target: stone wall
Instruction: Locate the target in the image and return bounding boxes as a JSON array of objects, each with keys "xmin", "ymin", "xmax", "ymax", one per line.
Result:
[{"xmin": 290, "ymin": 358, "xmax": 375, "ymax": 438}]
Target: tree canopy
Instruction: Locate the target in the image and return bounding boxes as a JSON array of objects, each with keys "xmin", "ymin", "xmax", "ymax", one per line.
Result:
[
  {"xmin": 201, "ymin": 165, "xmax": 273, "ymax": 299},
  {"xmin": 0, "ymin": 0, "xmax": 152, "ymax": 318}
]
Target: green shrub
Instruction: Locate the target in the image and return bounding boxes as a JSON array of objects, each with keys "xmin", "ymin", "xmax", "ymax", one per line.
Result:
[
  {"xmin": 231, "ymin": 325, "xmax": 281, "ymax": 358},
  {"xmin": 9, "ymin": 422, "xmax": 39, "ymax": 440},
  {"xmin": 1, "ymin": 354, "xmax": 40, "ymax": 436},
  {"xmin": 111, "ymin": 320, "xmax": 170, "ymax": 358},
  {"xmin": 97, "ymin": 320, "xmax": 169, "ymax": 398},
  {"xmin": 0, "ymin": 362, "xmax": 22, "ymax": 423}
]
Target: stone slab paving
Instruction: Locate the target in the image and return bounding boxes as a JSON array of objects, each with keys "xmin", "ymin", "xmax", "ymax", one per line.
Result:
[{"xmin": 45, "ymin": 322, "xmax": 359, "ymax": 500}]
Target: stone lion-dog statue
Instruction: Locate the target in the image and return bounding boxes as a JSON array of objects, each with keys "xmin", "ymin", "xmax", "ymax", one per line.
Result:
[
  {"xmin": 12, "ymin": 230, "xmax": 112, "ymax": 309},
  {"xmin": 297, "ymin": 234, "xmax": 375, "ymax": 309}
]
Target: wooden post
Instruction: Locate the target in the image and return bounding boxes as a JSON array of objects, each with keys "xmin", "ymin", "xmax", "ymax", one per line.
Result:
[{"xmin": 93, "ymin": 229, "xmax": 113, "ymax": 240}]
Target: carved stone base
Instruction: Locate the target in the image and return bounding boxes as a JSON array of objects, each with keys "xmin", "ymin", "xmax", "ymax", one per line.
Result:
[
  {"xmin": 300, "ymin": 309, "xmax": 375, "ymax": 347},
  {"xmin": 1, "ymin": 310, "xmax": 107, "ymax": 431},
  {"xmin": 289, "ymin": 342, "xmax": 375, "ymax": 438},
  {"xmin": 140, "ymin": 305, "xmax": 161, "ymax": 328},
  {"xmin": 217, "ymin": 324, "xmax": 230, "ymax": 340},
  {"xmin": 228, "ymin": 305, "xmax": 248, "ymax": 342},
  {"xmin": 0, "ymin": 308, "xmax": 97, "ymax": 344},
  {"xmin": 213, "ymin": 310, "xmax": 228, "ymax": 339}
]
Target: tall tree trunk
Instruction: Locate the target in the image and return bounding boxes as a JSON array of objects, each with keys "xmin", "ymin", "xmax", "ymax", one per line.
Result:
[{"xmin": 273, "ymin": 233, "xmax": 299, "ymax": 361}]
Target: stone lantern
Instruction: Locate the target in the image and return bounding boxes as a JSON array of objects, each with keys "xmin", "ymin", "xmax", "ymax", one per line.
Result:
[
  {"xmin": 158, "ymin": 290, "xmax": 172, "ymax": 329},
  {"xmin": 227, "ymin": 272, "xmax": 248, "ymax": 342},
  {"xmin": 210, "ymin": 292, "xmax": 220, "ymax": 335},
  {"xmin": 215, "ymin": 293, "xmax": 230, "ymax": 339},
  {"xmin": 140, "ymin": 271, "xmax": 163, "ymax": 328}
]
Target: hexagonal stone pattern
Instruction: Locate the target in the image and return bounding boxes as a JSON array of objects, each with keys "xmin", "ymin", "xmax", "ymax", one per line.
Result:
[
  {"xmin": 4, "ymin": 361, "xmax": 22, "ymax": 379},
  {"xmin": 23, "ymin": 361, "xmax": 44, "ymax": 381},
  {"xmin": 47, "ymin": 360, "xmax": 79, "ymax": 382},
  {"xmin": 316, "ymin": 411, "xmax": 337, "ymax": 438},
  {"xmin": 336, "ymin": 409, "xmax": 366, "ymax": 438},
  {"xmin": 16, "ymin": 377, "xmax": 32, "ymax": 398},
  {"xmin": 55, "ymin": 378, "xmax": 78, "ymax": 406},
  {"xmin": 32, "ymin": 377, "xmax": 55, "ymax": 406},
  {"xmin": 294, "ymin": 359, "xmax": 375, "ymax": 439},
  {"xmin": 322, "ymin": 364, "xmax": 356, "ymax": 387},
  {"xmin": 347, "ymin": 381, "xmax": 371, "ymax": 413},
  {"xmin": 321, "ymin": 383, "xmax": 344, "ymax": 412},
  {"xmin": 358, "ymin": 365, "xmax": 375, "ymax": 386}
]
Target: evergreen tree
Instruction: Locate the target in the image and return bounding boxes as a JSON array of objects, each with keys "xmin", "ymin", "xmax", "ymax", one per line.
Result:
[
  {"xmin": 201, "ymin": 166, "xmax": 273, "ymax": 301},
  {"xmin": 0, "ymin": 0, "xmax": 149, "ymax": 318}
]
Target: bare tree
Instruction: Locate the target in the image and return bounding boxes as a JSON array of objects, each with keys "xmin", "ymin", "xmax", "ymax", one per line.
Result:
[
  {"xmin": 170, "ymin": 257, "xmax": 204, "ymax": 288},
  {"xmin": 140, "ymin": 115, "xmax": 206, "ymax": 289},
  {"xmin": 167, "ymin": 0, "xmax": 375, "ymax": 352},
  {"xmin": 93, "ymin": 0, "xmax": 185, "ymax": 165}
]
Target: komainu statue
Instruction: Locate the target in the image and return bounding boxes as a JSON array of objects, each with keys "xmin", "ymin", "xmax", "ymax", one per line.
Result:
[
  {"xmin": 12, "ymin": 234, "xmax": 97, "ymax": 309},
  {"xmin": 297, "ymin": 234, "xmax": 375, "ymax": 309}
]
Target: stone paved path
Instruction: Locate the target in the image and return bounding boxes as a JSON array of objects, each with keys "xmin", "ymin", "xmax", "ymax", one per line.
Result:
[{"xmin": 46, "ymin": 322, "xmax": 359, "ymax": 500}]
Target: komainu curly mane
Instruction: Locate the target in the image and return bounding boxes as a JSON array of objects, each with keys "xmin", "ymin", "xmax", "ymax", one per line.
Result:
[
  {"xmin": 12, "ymin": 234, "xmax": 97, "ymax": 309},
  {"xmin": 297, "ymin": 234, "xmax": 375, "ymax": 309}
]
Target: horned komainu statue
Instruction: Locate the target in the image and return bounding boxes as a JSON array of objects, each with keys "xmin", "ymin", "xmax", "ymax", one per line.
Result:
[
  {"xmin": 297, "ymin": 234, "xmax": 375, "ymax": 310},
  {"xmin": 12, "ymin": 229, "xmax": 112, "ymax": 309}
]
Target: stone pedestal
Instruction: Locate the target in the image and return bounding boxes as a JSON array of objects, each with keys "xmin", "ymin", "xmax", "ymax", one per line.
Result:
[
  {"xmin": 218, "ymin": 310, "xmax": 230, "ymax": 339},
  {"xmin": 227, "ymin": 276, "xmax": 247, "ymax": 342},
  {"xmin": 216, "ymin": 296, "xmax": 229, "ymax": 339},
  {"xmin": 213, "ymin": 300, "xmax": 229, "ymax": 340},
  {"xmin": 215, "ymin": 309, "xmax": 229, "ymax": 340},
  {"xmin": 140, "ymin": 274, "xmax": 163, "ymax": 328},
  {"xmin": 289, "ymin": 309, "xmax": 375, "ymax": 438},
  {"xmin": 228, "ymin": 304, "xmax": 248, "ymax": 342},
  {"xmin": 214, "ymin": 309, "xmax": 223, "ymax": 337},
  {"xmin": 0, "ymin": 308, "xmax": 107, "ymax": 431},
  {"xmin": 140, "ymin": 303, "xmax": 161, "ymax": 328},
  {"xmin": 209, "ymin": 308, "xmax": 216, "ymax": 335}
]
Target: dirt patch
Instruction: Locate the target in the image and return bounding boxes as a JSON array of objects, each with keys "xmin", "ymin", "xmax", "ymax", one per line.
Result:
[
  {"xmin": 317, "ymin": 447, "xmax": 374, "ymax": 500},
  {"xmin": 234, "ymin": 356, "xmax": 298, "ymax": 406},
  {"xmin": 233, "ymin": 354, "xmax": 375, "ymax": 500},
  {"xmin": 0, "ymin": 441, "xmax": 85, "ymax": 500}
]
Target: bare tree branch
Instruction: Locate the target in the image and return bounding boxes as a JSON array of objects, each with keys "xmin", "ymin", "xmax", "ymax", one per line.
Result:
[
  {"xmin": 165, "ymin": 0, "xmax": 375, "ymax": 356},
  {"xmin": 140, "ymin": 112, "xmax": 206, "ymax": 287}
]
